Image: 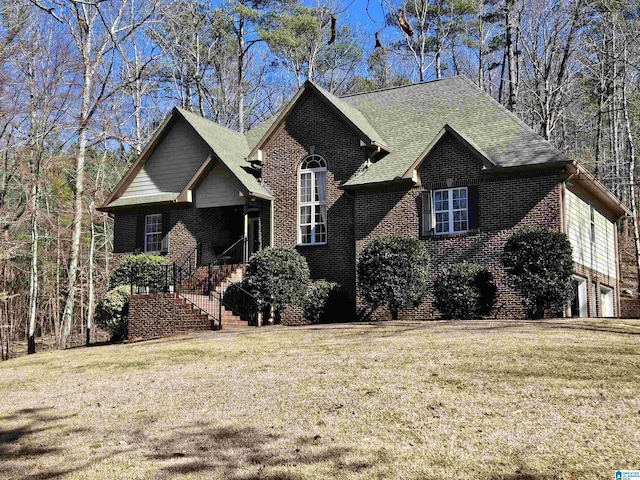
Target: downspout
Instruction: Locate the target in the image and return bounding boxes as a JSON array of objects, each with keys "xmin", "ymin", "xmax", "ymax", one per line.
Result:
[
  {"xmin": 243, "ymin": 204, "xmax": 249, "ymax": 262},
  {"xmin": 270, "ymin": 199, "xmax": 274, "ymax": 248}
]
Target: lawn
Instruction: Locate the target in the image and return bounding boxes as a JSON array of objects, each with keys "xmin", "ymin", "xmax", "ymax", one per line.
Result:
[{"xmin": 1, "ymin": 319, "xmax": 639, "ymax": 480}]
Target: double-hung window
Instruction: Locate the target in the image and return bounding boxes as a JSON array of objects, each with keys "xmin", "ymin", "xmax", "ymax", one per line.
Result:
[
  {"xmin": 433, "ymin": 187, "xmax": 468, "ymax": 235},
  {"xmin": 144, "ymin": 213, "xmax": 163, "ymax": 253},
  {"xmin": 299, "ymin": 154, "xmax": 327, "ymax": 245}
]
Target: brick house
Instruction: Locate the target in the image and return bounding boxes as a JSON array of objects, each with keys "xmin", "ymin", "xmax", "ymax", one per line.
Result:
[{"xmin": 99, "ymin": 76, "xmax": 629, "ymax": 327}]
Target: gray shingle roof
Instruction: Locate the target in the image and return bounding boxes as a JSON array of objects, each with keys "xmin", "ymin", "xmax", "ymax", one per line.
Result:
[
  {"xmin": 106, "ymin": 77, "xmax": 571, "ymax": 211},
  {"xmin": 177, "ymin": 108, "xmax": 272, "ymax": 198},
  {"xmin": 338, "ymin": 76, "xmax": 569, "ymax": 186}
]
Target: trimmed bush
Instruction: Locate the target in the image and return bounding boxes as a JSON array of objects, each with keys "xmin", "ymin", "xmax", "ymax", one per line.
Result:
[
  {"xmin": 95, "ymin": 285, "xmax": 130, "ymax": 342},
  {"xmin": 501, "ymin": 226, "xmax": 573, "ymax": 319},
  {"xmin": 357, "ymin": 235, "xmax": 429, "ymax": 319},
  {"xmin": 244, "ymin": 247, "xmax": 310, "ymax": 321},
  {"xmin": 433, "ymin": 262, "xmax": 497, "ymax": 319},
  {"xmin": 302, "ymin": 280, "xmax": 341, "ymax": 324},
  {"xmin": 108, "ymin": 254, "xmax": 171, "ymax": 293}
]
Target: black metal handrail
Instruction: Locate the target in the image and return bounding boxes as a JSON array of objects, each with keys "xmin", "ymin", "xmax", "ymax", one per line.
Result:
[
  {"xmin": 175, "ymin": 242, "xmax": 201, "ymax": 278},
  {"xmin": 220, "ymin": 282, "xmax": 259, "ymax": 326},
  {"xmin": 129, "ymin": 263, "xmax": 174, "ymax": 294},
  {"xmin": 203, "ymin": 236, "xmax": 249, "ymax": 294},
  {"xmin": 212, "ymin": 236, "xmax": 247, "ymax": 266}
]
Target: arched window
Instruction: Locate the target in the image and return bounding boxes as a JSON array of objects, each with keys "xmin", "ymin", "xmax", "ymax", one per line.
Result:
[{"xmin": 299, "ymin": 154, "xmax": 327, "ymax": 245}]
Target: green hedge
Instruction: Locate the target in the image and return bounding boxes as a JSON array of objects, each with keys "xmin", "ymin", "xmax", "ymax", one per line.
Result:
[
  {"xmin": 433, "ymin": 262, "xmax": 497, "ymax": 319},
  {"xmin": 108, "ymin": 254, "xmax": 171, "ymax": 293},
  {"xmin": 302, "ymin": 280, "xmax": 342, "ymax": 324},
  {"xmin": 95, "ymin": 285, "xmax": 130, "ymax": 342},
  {"xmin": 501, "ymin": 226, "xmax": 573, "ymax": 319},
  {"xmin": 357, "ymin": 235, "xmax": 429, "ymax": 319},
  {"xmin": 244, "ymin": 247, "xmax": 310, "ymax": 318}
]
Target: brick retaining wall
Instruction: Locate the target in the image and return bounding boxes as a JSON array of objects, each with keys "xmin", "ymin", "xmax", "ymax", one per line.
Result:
[{"xmin": 127, "ymin": 294, "xmax": 213, "ymax": 342}]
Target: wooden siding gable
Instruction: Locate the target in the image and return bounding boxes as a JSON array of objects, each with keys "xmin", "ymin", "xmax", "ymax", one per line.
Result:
[
  {"xmin": 195, "ymin": 162, "xmax": 247, "ymax": 208},
  {"xmin": 121, "ymin": 117, "xmax": 211, "ymax": 199}
]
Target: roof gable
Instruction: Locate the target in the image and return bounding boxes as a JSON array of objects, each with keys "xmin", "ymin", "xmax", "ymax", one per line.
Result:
[
  {"xmin": 100, "ymin": 108, "xmax": 272, "ymax": 210},
  {"xmin": 246, "ymin": 81, "xmax": 390, "ymax": 161},
  {"xmin": 403, "ymin": 124, "xmax": 494, "ymax": 182}
]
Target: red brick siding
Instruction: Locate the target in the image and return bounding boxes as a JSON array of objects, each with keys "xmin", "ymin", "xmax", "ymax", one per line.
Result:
[
  {"xmin": 620, "ymin": 297, "xmax": 640, "ymax": 318},
  {"xmin": 127, "ymin": 293, "xmax": 212, "ymax": 342},
  {"xmin": 113, "ymin": 204, "xmax": 245, "ymax": 267},
  {"xmin": 354, "ymin": 133, "xmax": 566, "ymax": 320},
  {"xmin": 261, "ymin": 91, "xmax": 368, "ymax": 308}
]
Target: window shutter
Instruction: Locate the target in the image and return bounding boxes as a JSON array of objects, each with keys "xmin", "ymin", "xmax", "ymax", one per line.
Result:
[
  {"xmin": 160, "ymin": 211, "xmax": 170, "ymax": 254},
  {"xmin": 421, "ymin": 190, "xmax": 432, "ymax": 235},
  {"xmin": 468, "ymin": 185, "xmax": 480, "ymax": 230},
  {"xmin": 135, "ymin": 215, "xmax": 145, "ymax": 253}
]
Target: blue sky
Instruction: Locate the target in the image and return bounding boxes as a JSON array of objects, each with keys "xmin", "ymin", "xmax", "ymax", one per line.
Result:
[{"xmin": 344, "ymin": 0, "xmax": 387, "ymax": 32}]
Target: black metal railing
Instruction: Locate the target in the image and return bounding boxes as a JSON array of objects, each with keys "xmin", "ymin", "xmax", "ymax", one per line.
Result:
[
  {"xmin": 127, "ymin": 236, "xmax": 258, "ymax": 329},
  {"xmin": 221, "ymin": 282, "xmax": 259, "ymax": 326},
  {"xmin": 129, "ymin": 263, "xmax": 174, "ymax": 294},
  {"xmin": 212, "ymin": 236, "xmax": 248, "ymax": 267},
  {"xmin": 204, "ymin": 236, "xmax": 249, "ymax": 294},
  {"xmin": 175, "ymin": 242, "xmax": 201, "ymax": 279}
]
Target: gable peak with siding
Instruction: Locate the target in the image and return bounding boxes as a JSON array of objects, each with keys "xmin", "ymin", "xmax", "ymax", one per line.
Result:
[{"xmin": 100, "ymin": 108, "xmax": 271, "ymax": 211}]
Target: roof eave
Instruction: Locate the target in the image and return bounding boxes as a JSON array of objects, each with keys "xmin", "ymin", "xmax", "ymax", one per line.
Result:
[
  {"xmin": 247, "ymin": 190, "xmax": 274, "ymax": 201},
  {"xmin": 341, "ymin": 177, "xmax": 416, "ymax": 191},
  {"xmin": 97, "ymin": 198, "xmax": 187, "ymax": 213},
  {"xmin": 566, "ymin": 161, "xmax": 631, "ymax": 218}
]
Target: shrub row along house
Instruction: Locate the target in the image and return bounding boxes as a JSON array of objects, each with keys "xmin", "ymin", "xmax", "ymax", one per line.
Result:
[{"xmin": 99, "ymin": 76, "xmax": 629, "ymax": 334}]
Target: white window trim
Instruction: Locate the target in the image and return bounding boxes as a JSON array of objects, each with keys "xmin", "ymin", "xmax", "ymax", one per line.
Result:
[
  {"xmin": 298, "ymin": 156, "xmax": 327, "ymax": 246},
  {"xmin": 567, "ymin": 275, "xmax": 588, "ymax": 318},
  {"xmin": 433, "ymin": 187, "xmax": 469, "ymax": 235},
  {"xmin": 600, "ymin": 285, "xmax": 614, "ymax": 317},
  {"xmin": 144, "ymin": 213, "xmax": 162, "ymax": 253}
]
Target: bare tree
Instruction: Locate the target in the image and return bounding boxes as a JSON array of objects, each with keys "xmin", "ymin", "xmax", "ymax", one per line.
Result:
[{"xmin": 30, "ymin": 0, "xmax": 158, "ymax": 347}]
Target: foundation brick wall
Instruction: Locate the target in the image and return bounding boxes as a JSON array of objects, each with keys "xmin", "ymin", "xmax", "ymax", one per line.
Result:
[
  {"xmin": 280, "ymin": 304, "xmax": 305, "ymax": 326},
  {"xmin": 354, "ymin": 133, "xmax": 566, "ymax": 320},
  {"xmin": 127, "ymin": 293, "xmax": 212, "ymax": 342}
]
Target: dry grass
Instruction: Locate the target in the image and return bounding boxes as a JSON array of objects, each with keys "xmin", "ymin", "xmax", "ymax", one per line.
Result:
[{"xmin": 1, "ymin": 319, "xmax": 639, "ymax": 479}]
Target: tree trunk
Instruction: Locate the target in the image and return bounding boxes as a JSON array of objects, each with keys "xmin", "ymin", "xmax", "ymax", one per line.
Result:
[
  {"xmin": 477, "ymin": 0, "xmax": 485, "ymax": 90},
  {"xmin": 505, "ymin": 0, "xmax": 517, "ymax": 111},
  {"xmin": 621, "ymin": 47, "xmax": 640, "ymax": 293},
  {"xmin": 61, "ymin": 69, "xmax": 90, "ymax": 348},
  {"xmin": 86, "ymin": 201, "xmax": 96, "ymax": 345},
  {"xmin": 237, "ymin": 16, "xmax": 245, "ymax": 134},
  {"xmin": 27, "ymin": 182, "xmax": 38, "ymax": 354}
]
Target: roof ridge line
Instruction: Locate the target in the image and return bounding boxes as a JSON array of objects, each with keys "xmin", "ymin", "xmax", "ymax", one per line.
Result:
[
  {"xmin": 339, "ymin": 76, "xmax": 460, "ymax": 99},
  {"xmin": 175, "ymin": 106, "xmax": 247, "ymax": 139}
]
